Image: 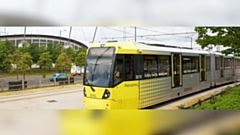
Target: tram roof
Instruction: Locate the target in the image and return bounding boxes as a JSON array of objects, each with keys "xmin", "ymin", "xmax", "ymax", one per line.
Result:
[
  {"xmin": 210, "ymin": 51, "xmax": 236, "ymax": 58},
  {"xmin": 135, "ymin": 42, "xmax": 210, "ymax": 55},
  {"xmin": 90, "ymin": 41, "xmax": 210, "ymax": 55}
]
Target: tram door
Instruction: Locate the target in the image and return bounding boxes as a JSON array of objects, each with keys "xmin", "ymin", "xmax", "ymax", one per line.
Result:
[
  {"xmin": 220, "ymin": 56, "xmax": 224, "ymax": 77},
  {"xmin": 232, "ymin": 58, "xmax": 235, "ymax": 76},
  {"xmin": 200, "ymin": 55, "xmax": 206, "ymax": 81},
  {"xmin": 171, "ymin": 54, "xmax": 182, "ymax": 88},
  {"xmin": 125, "ymin": 55, "xmax": 134, "ymax": 81}
]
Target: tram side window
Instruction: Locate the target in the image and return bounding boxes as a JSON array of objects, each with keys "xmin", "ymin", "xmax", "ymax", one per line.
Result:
[
  {"xmin": 236, "ymin": 59, "xmax": 240, "ymax": 69},
  {"xmin": 182, "ymin": 56, "xmax": 199, "ymax": 74},
  {"xmin": 206, "ymin": 56, "xmax": 211, "ymax": 71},
  {"xmin": 238, "ymin": 59, "xmax": 240, "ymax": 69},
  {"xmin": 236, "ymin": 59, "xmax": 239, "ymax": 69},
  {"xmin": 158, "ymin": 56, "xmax": 170, "ymax": 77},
  {"xmin": 183, "ymin": 57, "xmax": 191, "ymax": 74},
  {"xmin": 192, "ymin": 57, "xmax": 199, "ymax": 73},
  {"xmin": 114, "ymin": 59, "xmax": 123, "ymax": 85},
  {"xmin": 231, "ymin": 58, "xmax": 235, "ymax": 69},
  {"xmin": 224, "ymin": 58, "xmax": 231, "ymax": 69},
  {"xmin": 215, "ymin": 57, "xmax": 220, "ymax": 70},
  {"xmin": 143, "ymin": 55, "xmax": 158, "ymax": 78}
]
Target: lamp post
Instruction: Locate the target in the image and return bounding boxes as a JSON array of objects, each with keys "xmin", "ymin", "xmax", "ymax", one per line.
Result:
[
  {"xmin": 134, "ymin": 27, "xmax": 136, "ymax": 42},
  {"xmin": 185, "ymin": 36, "xmax": 192, "ymax": 49},
  {"xmin": 59, "ymin": 29, "xmax": 66, "ymax": 44}
]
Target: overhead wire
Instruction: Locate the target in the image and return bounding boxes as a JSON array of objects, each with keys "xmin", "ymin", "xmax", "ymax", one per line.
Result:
[
  {"xmin": 136, "ymin": 27, "xmax": 197, "ymax": 47},
  {"xmin": 102, "ymin": 31, "xmax": 196, "ymax": 39},
  {"xmin": 104, "ymin": 27, "xmax": 134, "ymax": 35},
  {"xmin": 136, "ymin": 27, "xmax": 196, "ymax": 38},
  {"xmin": 135, "ymin": 27, "xmax": 197, "ymax": 48},
  {"xmin": 100, "ymin": 27, "xmax": 197, "ymax": 46},
  {"xmin": 81, "ymin": 27, "xmax": 87, "ymax": 43}
]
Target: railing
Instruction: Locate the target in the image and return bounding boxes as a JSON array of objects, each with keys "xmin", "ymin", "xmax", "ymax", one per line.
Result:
[{"xmin": 0, "ymin": 75, "xmax": 82, "ymax": 92}]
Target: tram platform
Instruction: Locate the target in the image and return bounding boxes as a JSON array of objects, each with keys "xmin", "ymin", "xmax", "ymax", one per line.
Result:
[{"xmin": 155, "ymin": 82, "xmax": 240, "ymax": 109}]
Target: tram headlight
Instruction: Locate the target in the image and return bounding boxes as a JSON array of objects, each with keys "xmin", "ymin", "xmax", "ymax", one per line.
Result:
[{"xmin": 102, "ymin": 89, "xmax": 110, "ymax": 99}]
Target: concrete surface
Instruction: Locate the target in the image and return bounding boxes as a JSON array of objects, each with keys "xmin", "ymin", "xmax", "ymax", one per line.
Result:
[{"xmin": 156, "ymin": 82, "xmax": 240, "ymax": 109}]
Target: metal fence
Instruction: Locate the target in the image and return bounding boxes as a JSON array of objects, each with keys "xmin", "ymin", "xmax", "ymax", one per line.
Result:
[{"xmin": 0, "ymin": 75, "xmax": 83, "ymax": 92}]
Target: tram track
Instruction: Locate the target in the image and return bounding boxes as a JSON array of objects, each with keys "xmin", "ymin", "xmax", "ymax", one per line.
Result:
[{"xmin": 0, "ymin": 88, "xmax": 82, "ymax": 103}]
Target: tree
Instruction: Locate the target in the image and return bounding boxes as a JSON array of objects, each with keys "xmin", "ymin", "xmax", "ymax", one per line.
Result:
[
  {"xmin": 19, "ymin": 41, "xmax": 29, "ymax": 54},
  {"xmin": 28, "ymin": 44, "xmax": 40, "ymax": 63},
  {"xmin": 75, "ymin": 49, "xmax": 87, "ymax": 67},
  {"xmin": 5, "ymin": 40, "xmax": 15, "ymax": 53},
  {"xmin": 2, "ymin": 54, "xmax": 12, "ymax": 72},
  {"xmin": 76, "ymin": 47, "xmax": 87, "ymax": 55},
  {"xmin": 195, "ymin": 27, "xmax": 240, "ymax": 56},
  {"xmin": 55, "ymin": 52, "xmax": 72, "ymax": 74},
  {"xmin": 10, "ymin": 49, "xmax": 22, "ymax": 80},
  {"xmin": 51, "ymin": 44, "xmax": 62, "ymax": 63},
  {"xmin": 19, "ymin": 52, "xmax": 33, "ymax": 80},
  {"xmin": 0, "ymin": 40, "xmax": 15, "ymax": 72},
  {"xmin": 63, "ymin": 47, "xmax": 76, "ymax": 62},
  {"xmin": 37, "ymin": 52, "xmax": 52, "ymax": 78},
  {"xmin": 0, "ymin": 42, "xmax": 8, "ymax": 71},
  {"xmin": 39, "ymin": 45, "xmax": 47, "ymax": 55}
]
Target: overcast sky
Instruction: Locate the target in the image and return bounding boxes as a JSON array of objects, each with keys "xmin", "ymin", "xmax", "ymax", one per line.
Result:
[
  {"xmin": 0, "ymin": 0, "xmax": 239, "ymax": 25},
  {"xmin": 0, "ymin": 26, "xmax": 199, "ymax": 49},
  {"xmin": 0, "ymin": 0, "xmax": 239, "ymax": 50}
]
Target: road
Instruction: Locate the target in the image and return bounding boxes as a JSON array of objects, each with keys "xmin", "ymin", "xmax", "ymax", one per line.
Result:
[
  {"xmin": 0, "ymin": 82, "xmax": 238, "ymax": 109},
  {"xmin": 0, "ymin": 84, "xmax": 84, "ymax": 109}
]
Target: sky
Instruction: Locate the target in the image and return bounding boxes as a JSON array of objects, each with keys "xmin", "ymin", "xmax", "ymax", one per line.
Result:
[
  {"xmin": 0, "ymin": 0, "xmax": 240, "ymax": 26},
  {"xmin": 0, "ymin": 26, "xmax": 199, "ymax": 49},
  {"xmin": 0, "ymin": 0, "xmax": 240, "ymax": 50}
]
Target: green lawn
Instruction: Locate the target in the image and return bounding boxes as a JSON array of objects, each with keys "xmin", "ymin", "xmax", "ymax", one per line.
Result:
[{"xmin": 191, "ymin": 86, "xmax": 240, "ymax": 110}]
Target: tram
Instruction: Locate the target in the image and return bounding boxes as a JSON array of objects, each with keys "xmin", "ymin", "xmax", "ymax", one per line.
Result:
[{"xmin": 83, "ymin": 41, "xmax": 240, "ymax": 109}]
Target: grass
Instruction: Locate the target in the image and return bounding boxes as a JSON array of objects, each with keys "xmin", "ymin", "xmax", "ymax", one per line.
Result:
[{"xmin": 190, "ymin": 86, "xmax": 240, "ymax": 110}]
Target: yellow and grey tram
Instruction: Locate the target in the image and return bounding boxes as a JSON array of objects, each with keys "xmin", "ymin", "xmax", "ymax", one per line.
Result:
[{"xmin": 83, "ymin": 41, "xmax": 240, "ymax": 109}]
